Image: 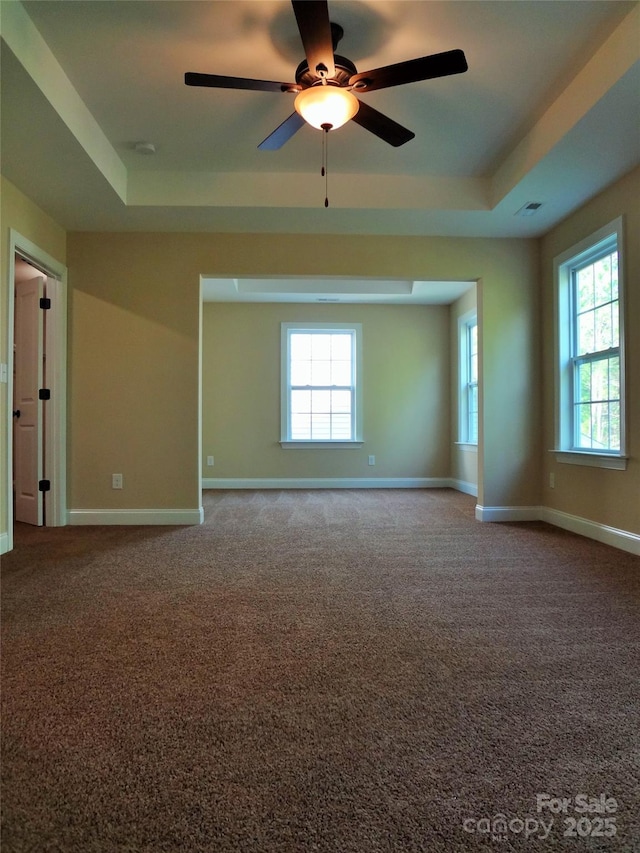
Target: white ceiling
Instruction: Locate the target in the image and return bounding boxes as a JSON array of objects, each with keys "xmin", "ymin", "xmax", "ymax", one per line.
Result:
[{"xmin": 1, "ymin": 1, "xmax": 639, "ymax": 299}]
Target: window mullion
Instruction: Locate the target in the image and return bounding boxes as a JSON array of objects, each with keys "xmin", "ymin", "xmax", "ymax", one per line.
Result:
[
  {"xmin": 559, "ymin": 223, "xmax": 622, "ymax": 456},
  {"xmin": 282, "ymin": 323, "xmax": 361, "ymax": 443}
]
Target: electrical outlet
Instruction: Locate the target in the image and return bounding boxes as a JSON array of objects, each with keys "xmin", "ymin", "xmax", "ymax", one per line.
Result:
[
  {"xmin": 549, "ymin": 472, "xmax": 555, "ymax": 489},
  {"xmin": 368, "ymin": 455, "xmax": 376, "ymax": 466},
  {"xmin": 112, "ymin": 473, "xmax": 123, "ymax": 490},
  {"xmin": 207, "ymin": 455, "xmax": 214, "ymax": 467}
]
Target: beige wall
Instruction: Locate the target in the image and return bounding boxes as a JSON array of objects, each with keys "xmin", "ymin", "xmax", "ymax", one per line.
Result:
[
  {"xmin": 450, "ymin": 285, "xmax": 478, "ymax": 492},
  {"xmin": 67, "ymin": 233, "xmax": 201, "ymax": 511},
  {"xmin": 65, "ymin": 231, "xmax": 539, "ymax": 515},
  {"xmin": 540, "ymin": 166, "xmax": 640, "ymax": 535},
  {"xmin": 3, "ymin": 170, "xmax": 636, "ymax": 542},
  {"xmin": 202, "ymin": 302, "xmax": 450, "ymax": 481},
  {"xmin": 478, "ymin": 248, "xmax": 542, "ymax": 508},
  {"xmin": 0, "ymin": 176, "xmax": 67, "ymax": 543}
]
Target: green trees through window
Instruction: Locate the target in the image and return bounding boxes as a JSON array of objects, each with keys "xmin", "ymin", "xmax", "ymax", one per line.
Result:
[
  {"xmin": 555, "ymin": 217, "xmax": 625, "ymax": 466},
  {"xmin": 572, "ymin": 249, "xmax": 620, "ymax": 451}
]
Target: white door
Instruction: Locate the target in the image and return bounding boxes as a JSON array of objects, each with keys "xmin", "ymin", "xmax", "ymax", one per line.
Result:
[{"xmin": 13, "ymin": 276, "xmax": 44, "ymax": 526}]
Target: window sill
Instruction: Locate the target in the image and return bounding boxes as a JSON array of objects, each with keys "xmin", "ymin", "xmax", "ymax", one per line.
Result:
[
  {"xmin": 455, "ymin": 442, "xmax": 478, "ymax": 451},
  {"xmin": 280, "ymin": 441, "xmax": 364, "ymax": 450},
  {"xmin": 552, "ymin": 450, "xmax": 628, "ymax": 471}
]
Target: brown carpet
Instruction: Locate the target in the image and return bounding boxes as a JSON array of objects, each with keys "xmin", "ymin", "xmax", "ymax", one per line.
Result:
[{"xmin": 1, "ymin": 488, "xmax": 639, "ymax": 852}]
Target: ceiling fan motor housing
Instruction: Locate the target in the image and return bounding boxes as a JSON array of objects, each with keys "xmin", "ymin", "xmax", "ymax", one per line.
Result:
[
  {"xmin": 295, "ymin": 54, "xmax": 357, "ymax": 89},
  {"xmin": 185, "ymin": 2, "xmax": 468, "ymax": 149}
]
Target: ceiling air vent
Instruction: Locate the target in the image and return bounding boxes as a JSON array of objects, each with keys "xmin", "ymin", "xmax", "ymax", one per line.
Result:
[
  {"xmin": 134, "ymin": 141, "xmax": 156, "ymax": 155},
  {"xmin": 516, "ymin": 202, "xmax": 543, "ymax": 217}
]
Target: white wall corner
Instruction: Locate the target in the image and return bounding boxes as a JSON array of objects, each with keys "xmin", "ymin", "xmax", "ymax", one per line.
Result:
[
  {"xmin": 475, "ymin": 505, "xmax": 542, "ymax": 522},
  {"xmin": 451, "ymin": 478, "xmax": 478, "ymax": 497}
]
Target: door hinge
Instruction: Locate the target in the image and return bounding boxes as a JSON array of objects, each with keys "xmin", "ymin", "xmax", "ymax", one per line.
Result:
[
  {"xmin": 39, "ymin": 388, "xmax": 51, "ymax": 400},
  {"xmin": 39, "ymin": 480, "xmax": 51, "ymax": 492},
  {"xmin": 40, "ymin": 297, "xmax": 51, "ymax": 310}
]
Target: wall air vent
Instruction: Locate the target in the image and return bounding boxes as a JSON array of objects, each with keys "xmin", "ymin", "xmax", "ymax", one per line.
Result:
[{"xmin": 516, "ymin": 202, "xmax": 543, "ymax": 217}]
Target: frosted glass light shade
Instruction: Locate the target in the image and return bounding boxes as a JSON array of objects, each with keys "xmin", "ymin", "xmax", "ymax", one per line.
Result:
[{"xmin": 294, "ymin": 86, "xmax": 359, "ymax": 130}]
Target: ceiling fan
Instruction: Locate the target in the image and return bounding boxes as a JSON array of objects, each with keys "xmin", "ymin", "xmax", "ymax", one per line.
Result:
[{"xmin": 185, "ymin": 0, "xmax": 468, "ymax": 150}]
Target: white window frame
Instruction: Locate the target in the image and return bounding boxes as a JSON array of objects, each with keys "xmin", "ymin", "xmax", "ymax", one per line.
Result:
[
  {"xmin": 457, "ymin": 311, "xmax": 478, "ymax": 447},
  {"xmin": 280, "ymin": 322, "xmax": 363, "ymax": 449},
  {"xmin": 553, "ymin": 217, "xmax": 627, "ymax": 470}
]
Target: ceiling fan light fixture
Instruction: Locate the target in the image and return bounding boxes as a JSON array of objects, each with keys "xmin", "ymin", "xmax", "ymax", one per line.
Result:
[{"xmin": 294, "ymin": 85, "xmax": 359, "ymax": 131}]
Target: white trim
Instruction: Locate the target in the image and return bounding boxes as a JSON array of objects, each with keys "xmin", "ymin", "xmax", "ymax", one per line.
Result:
[
  {"xmin": 0, "ymin": 532, "xmax": 10, "ymax": 556},
  {"xmin": 553, "ymin": 217, "xmax": 626, "ymax": 460},
  {"xmin": 281, "ymin": 322, "xmax": 363, "ymax": 444},
  {"xmin": 63, "ymin": 500, "xmax": 640, "ymax": 555},
  {"xmin": 280, "ymin": 441, "xmax": 364, "ymax": 449},
  {"xmin": 198, "ymin": 279, "xmax": 204, "ymax": 516},
  {"xmin": 44, "ymin": 274, "xmax": 68, "ymax": 525},
  {"xmin": 475, "ymin": 503, "xmax": 639, "ymax": 555},
  {"xmin": 202, "ymin": 477, "xmax": 450, "ymax": 490},
  {"xmin": 458, "ymin": 309, "xmax": 478, "ymax": 444},
  {"xmin": 68, "ymin": 508, "xmax": 204, "ymax": 526},
  {"xmin": 5, "ymin": 248, "xmax": 17, "ymax": 552},
  {"xmin": 540, "ymin": 507, "xmax": 640, "ymax": 556},
  {"xmin": 553, "ymin": 450, "xmax": 627, "ymax": 470},
  {"xmin": 475, "ymin": 505, "xmax": 541, "ymax": 522},
  {"xmin": 451, "ymin": 478, "xmax": 478, "ymax": 497},
  {"xmin": 1, "ymin": 1, "xmax": 127, "ymax": 202},
  {"xmin": 4, "ymin": 232, "xmax": 68, "ymax": 553}
]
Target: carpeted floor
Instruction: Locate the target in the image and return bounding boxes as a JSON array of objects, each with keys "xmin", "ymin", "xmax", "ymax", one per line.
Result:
[{"xmin": 1, "ymin": 489, "xmax": 639, "ymax": 852}]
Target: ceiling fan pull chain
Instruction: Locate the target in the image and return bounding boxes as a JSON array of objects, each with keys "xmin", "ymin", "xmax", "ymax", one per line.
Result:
[{"xmin": 321, "ymin": 124, "xmax": 331, "ymax": 207}]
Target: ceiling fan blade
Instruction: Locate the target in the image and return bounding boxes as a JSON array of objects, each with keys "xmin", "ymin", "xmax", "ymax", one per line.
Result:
[
  {"xmin": 292, "ymin": 0, "xmax": 335, "ymax": 79},
  {"xmin": 351, "ymin": 100, "xmax": 415, "ymax": 147},
  {"xmin": 349, "ymin": 49, "xmax": 468, "ymax": 93},
  {"xmin": 185, "ymin": 72, "xmax": 297, "ymax": 94},
  {"xmin": 258, "ymin": 112, "xmax": 306, "ymax": 150}
]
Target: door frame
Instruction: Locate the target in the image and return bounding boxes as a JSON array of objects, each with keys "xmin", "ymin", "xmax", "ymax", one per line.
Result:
[{"xmin": 6, "ymin": 230, "xmax": 67, "ymax": 550}]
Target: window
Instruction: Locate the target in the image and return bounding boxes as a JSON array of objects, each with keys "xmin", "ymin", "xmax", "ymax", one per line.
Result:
[
  {"xmin": 554, "ymin": 217, "xmax": 626, "ymax": 469},
  {"xmin": 281, "ymin": 323, "xmax": 363, "ymax": 447},
  {"xmin": 458, "ymin": 313, "xmax": 478, "ymax": 445}
]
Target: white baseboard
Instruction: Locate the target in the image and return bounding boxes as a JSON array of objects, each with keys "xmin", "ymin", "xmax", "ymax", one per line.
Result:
[
  {"xmin": 202, "ymin": 477, "xmax": 480, "ymax": 494},
  {"xmin": 475, "ymin": 505, "xmax": 541, "ymax": 523},
  {"xmin": 475, "ymin": 504, "xmax": 639, "ymax": 556},
  {"xmin": 202, "ymin": 477, "xmax": 450, "ymax": 490},
  {"xmin": 0, "ymin": 531, "xmax": 10, "ymax": 555},
  {"xmin": 540, "ymin": 507, "xmax": 640, "ymax": 556},
  {"xmin": 450, "ymin": 478, "xmax": 478, "ymax": 497},
  {"xmin": 10, "ymin": 498, "xmax": 639, "ymax": 556},
  {"xmin": 68, "ymin": 508, "xmax": 204, "ymax": 526}
]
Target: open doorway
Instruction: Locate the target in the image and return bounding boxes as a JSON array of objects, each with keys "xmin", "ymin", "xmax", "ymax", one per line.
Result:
[
  {"xmin": 199, "ymin": 275, "xmax": 480, "ymax": 493},
  {"xmin": 13, "ymin": 257, "xmax": 48, "ymax": 525},
  {"xmin": 6, "ymin": 231, "xmax": 67, "ymax": 551}
]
